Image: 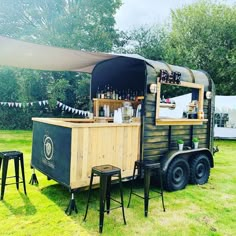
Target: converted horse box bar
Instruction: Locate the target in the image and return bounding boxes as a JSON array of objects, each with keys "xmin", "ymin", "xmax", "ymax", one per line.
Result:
[
  {"xmin": 31, "ymin": 55, "xmax": 215, "ymax": 195},
  {"xmin": 0, "ymin": 36, "xmax": 215, "ymax": 213}
]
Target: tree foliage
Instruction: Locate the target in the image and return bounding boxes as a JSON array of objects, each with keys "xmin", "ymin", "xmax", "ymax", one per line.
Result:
[
  {"xmin": 115, "ymin": 26, "xmax": 167, "ymax": 60},
  {"xmin": 0, "ymin": 0, "xmax": 122, "ymax": 129},
  {"xmin": 163, "ymin": 0, "xmax": 236, "ymax": 95},
  {"xmin": 118, "ymin": 1, "xmax": 236, "ymax": 95},
  {"xmin": 0, "ymin": 0, "xmax": 121, "ymax": 51},
  {"xmin": 0, "ymin": 68, "xmax": 19, "ymax": 101}
]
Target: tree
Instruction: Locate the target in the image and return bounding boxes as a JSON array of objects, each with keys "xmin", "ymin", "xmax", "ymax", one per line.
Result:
[
  {"xmin": 163, "ymin": 0, "xmax": 236, "ymax": 95},
  {"xmin": 0, "ymin": 0, "xmax": 122, "ymax": 51},
  {"xmin": 0, "ymin": 68, "xmax": 19, "ymax": 101},
  {"xmin": 0, "ymin": 0, "xmax": 122, "ymax": 125},
  {"xmin": 115, "ymin": 25, "xmax": 167, "ymax": 60}
]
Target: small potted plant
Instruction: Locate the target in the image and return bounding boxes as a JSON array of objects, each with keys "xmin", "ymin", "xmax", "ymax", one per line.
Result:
[
  {"xmin": 192, "ymin": 137, "xmax": 199, "ymax": 149},
  {"xmin": 177, "ymin": 139, "xmax": 184, "ymax": 151}
]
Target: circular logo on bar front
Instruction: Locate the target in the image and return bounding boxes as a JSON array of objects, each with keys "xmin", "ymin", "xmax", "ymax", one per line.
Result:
[{"xmin": 43, "ymin": 136, "xmax": 54, "ymax": 160}]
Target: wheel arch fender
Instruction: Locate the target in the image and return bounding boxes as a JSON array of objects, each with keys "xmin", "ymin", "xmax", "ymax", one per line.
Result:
[
  {"xmin": 193, "ymin": 149, "xmax": 214, "ymax": 168},
  {"xmin": 160, "ymin": 148, "xmax": 214, "ymax": 173}
]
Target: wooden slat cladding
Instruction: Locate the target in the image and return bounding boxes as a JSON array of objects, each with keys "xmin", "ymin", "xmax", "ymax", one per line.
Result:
[
  {"xmin": 144, "ymin": 136, "xmax": 168, "ymax": 143},
  {"xmin": 144, "ymin": 141, "xmax": 169, "ymax": 150},
  {"xmin": 144, "ymin": 148, "xmax": 169, "ymax": 157},
  {"xmin": 144, "ymin": 129, "xmax": 169, "ymax": 137},
  {"xmin": 70, "ymin": 124, "xmax": 140, "ymax": 188}
]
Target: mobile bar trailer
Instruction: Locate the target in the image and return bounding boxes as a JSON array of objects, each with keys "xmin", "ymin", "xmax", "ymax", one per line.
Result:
[{"xmin": 0, "ymin": 36, "xmax": 215, "ymax": 213}]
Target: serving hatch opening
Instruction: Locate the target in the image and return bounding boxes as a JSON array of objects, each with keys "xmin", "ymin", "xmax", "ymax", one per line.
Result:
[{"xmin": 90, "ymin": 56, "xmax": 147, "ymax": 100}]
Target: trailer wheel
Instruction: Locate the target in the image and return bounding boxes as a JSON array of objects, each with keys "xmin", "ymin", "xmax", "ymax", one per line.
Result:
[
  {"xmin": 190, "ymin": 154, "xmax": 210, "ymax": 185},
  {"xmin": 165, "ymin": 157, "xmax": 190, "ymax": 191}
]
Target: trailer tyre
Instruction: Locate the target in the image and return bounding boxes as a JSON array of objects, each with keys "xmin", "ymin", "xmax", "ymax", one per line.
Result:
[
  {"xmin": 190, "ymin": 154, "xmax": 210, "ymax": 185},
  {"xmin": 165, "ymin": 157, "xmax": 190, "ymax": 191}
]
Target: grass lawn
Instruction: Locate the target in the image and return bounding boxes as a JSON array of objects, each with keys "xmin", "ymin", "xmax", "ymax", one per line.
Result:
[{"xmin": 0, "ymin": 130, "xmax": 235, "ymax": 236}]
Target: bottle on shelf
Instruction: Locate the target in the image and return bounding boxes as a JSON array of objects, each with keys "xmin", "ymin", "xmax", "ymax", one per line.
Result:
[
  {"xmin": 100, "ymin": 89, "xmax": 105, "ymax": 99},
  {"xmin": 118, "ymin": 90, "xmax": 122, "ymax": 100},
  {"xmin": 106, "ymin": 84, "xmax": 110, "ymax": 99},
  {"xmin": 96, "ymin": 86, "xmax": 101, "ymax": 99},
  {"xmin": 99, "ymin": 106, "xmax": 105, "ymax": 117},
  {"xmin": 127, "ymin": 89, "xmax": 130, "ymax": 100},
  {"xmin": 115, "ymin": 89, "xmax": 119, "ymax": 100},
  {"xmin": 121, "ymin": 90, "xmax": 125, "ymax": 100},
  {"xmin": 104, "ymin": 85, "xmax": 107, "ymax": 99},
  {"xmin": 112, "ymin": 88, "xmax": 116, "ymax": 100}
]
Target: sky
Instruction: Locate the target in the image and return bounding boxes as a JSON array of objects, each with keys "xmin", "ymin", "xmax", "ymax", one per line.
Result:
[{"xmin": 115, "ymin": 0, "xmax": 236, "ymax": 30}]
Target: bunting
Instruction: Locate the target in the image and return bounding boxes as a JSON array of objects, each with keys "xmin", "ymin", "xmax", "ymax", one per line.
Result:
[{"xmin": 0, "ymin": 99, "xmax": 90, "ymax": 116}]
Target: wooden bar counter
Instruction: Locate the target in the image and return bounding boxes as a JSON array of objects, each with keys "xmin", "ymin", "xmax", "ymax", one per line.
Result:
[{"xmin": 31, "ymin": 118, "xmax": 140, "ymax": 189}]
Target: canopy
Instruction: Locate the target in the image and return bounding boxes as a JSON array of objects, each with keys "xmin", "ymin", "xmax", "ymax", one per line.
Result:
[
  {"xmin": 0, "ymin": 35, "xmax": 116, "ymax": 73},
  {"xmin": 0, "ymin": 35, "xmax": 211, "ymax": 89}
]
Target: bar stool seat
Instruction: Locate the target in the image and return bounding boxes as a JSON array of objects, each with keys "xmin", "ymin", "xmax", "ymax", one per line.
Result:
[
  {"xmin": 127, "ymin": 159, "xmax": 165, "ymax": 217},
  {"xmin": 83, "ymin": 164, "xmax": 126, "ymax": 233},
  {"xmin": 0, "ymin": 151, "xmax": 27, "ymax": 200}
]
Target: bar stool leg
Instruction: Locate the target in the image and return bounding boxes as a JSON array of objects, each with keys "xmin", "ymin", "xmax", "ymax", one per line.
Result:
[
  {"xmin": 118, "ymin": 172, "xmax": 126, "ymax": 225},
  {"xmin": 144, "ymin": 167, "xmax": 151, "ymax": 217},
  {"xmin": 14, "ymin": 157, "xmax": 20, "ymax": 190},
  {"xmin": 106, "ymin": 176, "xmax": 111, "ymax": 214},
  {"xmin": 127, "ymin": 162, "xmax": 138, "ymax": 208},
  {"xmin": 19, "ymin": 156, "xmax": 27, "ymax": 195},
  {"xmin": 159, "ymin": 169, "xmax": 166, "ymax": 212},
  {"xmin": 99, "ymin": 175, "xmax": 108, "ymax": 233},
  {"xmin": 83, "ymin": 172, "xmax": 94, "ymax": 221},
  {"xmin": 1, "ymin": 159, "xmax": 9, "ymax": 200}
]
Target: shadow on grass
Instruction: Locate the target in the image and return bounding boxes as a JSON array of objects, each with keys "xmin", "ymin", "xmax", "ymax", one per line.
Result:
[
  {"xmin": 40, "ymin": 183, "xmax": 91, "ymax": 215},
  {"xmin": 2, "ymin": 192, "xmax": 37, "ymax": 216},
  {"xmin": 39, "ymin": 182, "xmax": 134, "ymax": 216}
]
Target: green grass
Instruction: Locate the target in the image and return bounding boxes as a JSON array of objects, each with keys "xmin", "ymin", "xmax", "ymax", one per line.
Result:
[{"xmin": 0, "ymin": 131, "xmax": 235, "ymax": 236}]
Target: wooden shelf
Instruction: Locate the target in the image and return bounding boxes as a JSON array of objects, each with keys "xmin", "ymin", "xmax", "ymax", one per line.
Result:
[
  {"xmin": 156, "ymin": 118, "xmax": 208, "ymax": 126},
  {"xmin": 94, "ymin": 117, "xmax": 113, "ymax": 123},
  {"xmin": 93, "ymin": 98, "xmax": 141, "ymax": 118}
]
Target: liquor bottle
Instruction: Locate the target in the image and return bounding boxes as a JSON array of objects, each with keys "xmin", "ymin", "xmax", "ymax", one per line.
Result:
[
  {"xmin": 118, "ymin": 90, "xmax": 122, "ymax": 100},
  {"xmin": 127, "ymin": 89, "xmax": 130, "ymax": 100},
  {"xmin": 121, "ymin": 90, "xmax": 125, "ymax": 100},
  {"xmin": 101, "ymin": 89, "xmax": 104, "ymax": 99},
  {"xmin": 103, "ymin": 85, "xmax": 107, "ymax": 99},
  {"xmin": 130, "ymin": 90, "xmax": 134, "ymax": 101},
  {"xmin": 134, "ymin": 90, "xmax": 138, "ymax": 101},
  {"xmin": 106, "ymin": 84, "xmax": 110, "ymax": 99},
  {"xmin": 99, "ymin": 106, "xmax": 104, "ymax": 117},
  {"xmin": 112, "ymin": 88, "xmax": 116, "ymax": 100},
  {"xmin": 115, "ymin": 89, "xmax": 119, "ymax": 100},
  {"xmin": 96, "ymin": 86, "xmax": 101, "ymax": 99}
]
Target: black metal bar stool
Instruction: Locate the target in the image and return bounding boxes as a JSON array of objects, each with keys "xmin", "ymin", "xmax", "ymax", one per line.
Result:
[
  {"xmin": 0, "ymin": 151, "xmax": 27, "ymax": 200},
  {"xmin": 83, "ymin": 164, "xmax": 126, "ymax": 233},
  {"xmin": 127, "ymin": 160, "xmax": 165, "ymax": 217}
]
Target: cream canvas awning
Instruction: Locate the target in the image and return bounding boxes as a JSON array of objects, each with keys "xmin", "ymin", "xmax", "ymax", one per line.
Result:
[
  {"xmin": 0, "ymin": 35, "xmax": 117, "ymax": 73},
  {"xmin": 0, "ymin": 35, "xmax": 211, "ymax": 89}
]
